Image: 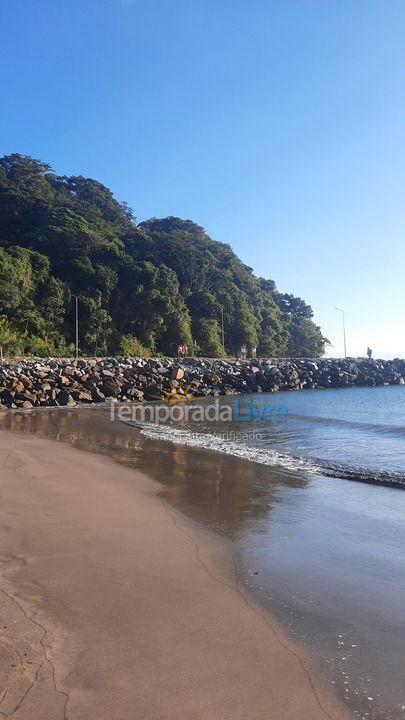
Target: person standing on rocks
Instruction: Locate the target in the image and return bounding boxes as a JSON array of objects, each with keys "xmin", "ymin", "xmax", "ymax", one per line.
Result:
[
  {"xmin": 177, "ymin": 344, "xmax": 183, "ymax": 358},
  {"xmin": 367, "ymin": 347, "xmax": 372, "ymax": 359},
  {"xmin": 182, "ymin": 343, "xmax": 188, "ymax": 358},
  {"xmin": 251, "ymin": 344, "xmax": 257, "ymax": 359},
  {"xmin": 240, "ymin": 344, "xmax": 246, "ymax": 360}
]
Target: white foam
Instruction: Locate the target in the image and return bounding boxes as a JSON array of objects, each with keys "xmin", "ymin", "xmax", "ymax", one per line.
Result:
[{"xmin": 136, "ymin": 422, "xmax": 320, "ymax": 475}]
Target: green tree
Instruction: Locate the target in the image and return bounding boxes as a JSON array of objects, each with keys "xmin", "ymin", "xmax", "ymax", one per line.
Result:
[{"xmin": 0, "ymin": 153, "xmax": 329, "ymax": 359}]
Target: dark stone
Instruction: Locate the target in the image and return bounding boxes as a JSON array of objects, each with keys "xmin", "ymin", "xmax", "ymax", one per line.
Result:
[{"xmin": 57, "ymin": 391, "xmax": 75, "ymax": 406}]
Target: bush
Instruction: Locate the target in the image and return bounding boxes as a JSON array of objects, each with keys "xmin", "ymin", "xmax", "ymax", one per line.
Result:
[
  {"xmin": 119, "ymin": 335, "xmax": 150, "ymax": 357},
  {"xmin": 0, "ymin": 316, "xmax": 23, "ymax": 359}
]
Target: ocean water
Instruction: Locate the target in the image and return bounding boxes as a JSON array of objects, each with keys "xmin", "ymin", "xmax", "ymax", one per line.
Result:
[
  {"xmin": 138, "ymin": 385, "xmax": 405, "ymax": 486},
  {"xmin": 135, "ymin": 385, "xmax": 405, "ymax": 719}
]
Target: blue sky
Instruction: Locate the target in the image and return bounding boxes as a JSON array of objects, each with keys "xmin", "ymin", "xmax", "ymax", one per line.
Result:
[{"xmin": 1, "ymin": 0, "xmax": 404, "ymax": 358}]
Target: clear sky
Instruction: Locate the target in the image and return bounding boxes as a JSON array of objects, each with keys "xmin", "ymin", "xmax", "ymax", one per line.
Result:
[{"xmin": 1, "ymin": 0, "xmax": 404, "ymax": 358}]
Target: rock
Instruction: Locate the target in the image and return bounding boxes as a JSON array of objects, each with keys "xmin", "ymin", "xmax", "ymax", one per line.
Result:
[
  {"xmin": 208, "ymin": 373, "xmax": 221, "ymax": 384},
  {"xmin": 57, "ymin": 391, "xmax": 75, "ymax": 407},
  {"xmin": 172, "ymin": 367, "xmax": 185, "ymax": 380},
  {"xmin": 0, "ymin": 355, "xmax": 403, "ymax": 411},
  {"xmin": 91, "ymin": 387, "xmax": 105, "ymax": 402},
  {"xmin": 101, "ymin": 382, "xmax": 121, "ymax": 397},
  {"xmin": 70, "ymin": 390, "xmax": 93, "ymax": 402}
]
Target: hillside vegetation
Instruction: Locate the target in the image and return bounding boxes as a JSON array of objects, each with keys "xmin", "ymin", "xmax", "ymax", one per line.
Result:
[{"xmin": 0, "ymin": 153, "xmax": 328, "ymax": 358}]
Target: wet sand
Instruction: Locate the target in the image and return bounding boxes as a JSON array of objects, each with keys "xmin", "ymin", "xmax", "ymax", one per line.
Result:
[{"xmin": 0, "ymin": 424, "xmax": 349, "ymax": 719}]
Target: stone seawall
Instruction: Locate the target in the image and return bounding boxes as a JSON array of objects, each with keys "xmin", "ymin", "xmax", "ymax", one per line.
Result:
[{"xmin": 0, "ymin": 356, "xmax": 404, "ymax": 410}]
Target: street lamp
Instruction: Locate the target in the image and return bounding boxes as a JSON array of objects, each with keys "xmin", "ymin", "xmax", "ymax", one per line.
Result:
[
  {"xmin": 72, "ymin": 294, "xmax": 79, "ymax": 359},
  {"xmin": 335, "ymin": 307, "xmax": 347, "ymax": 358},
  {"xmin": 220, "ymin": 306, "xmax": 225, "ymax": 355}
]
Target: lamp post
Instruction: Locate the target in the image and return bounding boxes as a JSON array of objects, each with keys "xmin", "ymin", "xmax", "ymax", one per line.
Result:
[
  {"xmin": 72, "ymin": 294, "xmax": 79, "ymax": 359},
  {"xmin": 220, "ymin": 306, "xmax": 225, "ymax": 355},
  {"xmin": 335, "ymin": 307, "xmax": 347, "ymax": 358}
]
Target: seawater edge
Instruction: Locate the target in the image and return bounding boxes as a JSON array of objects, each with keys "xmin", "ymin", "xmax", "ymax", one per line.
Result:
[
  {"xmin": 0, "ymin": 406, "xmax": 354, "ymax": 720},
  {"xmin": 1, "ymin": 400, "xmax": 405, "ymax": 719}
]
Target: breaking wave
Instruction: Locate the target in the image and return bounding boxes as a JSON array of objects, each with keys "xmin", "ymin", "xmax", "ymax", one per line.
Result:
[{"xmin": 134, "ymin": 422, "xmax": 405, "ymax": 489}]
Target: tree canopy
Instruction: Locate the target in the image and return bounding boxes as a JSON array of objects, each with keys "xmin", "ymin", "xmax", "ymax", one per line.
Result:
[{"xmin": 0, "ymin": 153, "xmax": 328, "ymax": 357}]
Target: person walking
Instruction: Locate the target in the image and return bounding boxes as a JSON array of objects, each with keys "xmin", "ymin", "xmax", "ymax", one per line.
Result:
[{"xmin": 182, "ymin": 343, "xmax": 188, "ymax": 358}]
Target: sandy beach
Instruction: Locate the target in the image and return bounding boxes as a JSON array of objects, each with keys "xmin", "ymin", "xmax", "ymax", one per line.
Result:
[{"xmin": 0, "ymin": 427, "xmax": 351, "ymax": 720}]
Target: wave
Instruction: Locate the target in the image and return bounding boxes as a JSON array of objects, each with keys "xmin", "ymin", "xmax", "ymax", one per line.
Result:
[
  {"xmin": 132, "ymin": 422, "xmax": 405, "ymax": 489},
  {"xmin": 288, "ymin": 413, "xmax": 405, "ymax": 438}
]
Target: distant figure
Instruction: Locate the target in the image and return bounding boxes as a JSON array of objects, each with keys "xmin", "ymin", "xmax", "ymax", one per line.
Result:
[
  {"xmin": 182, "ymin": 343, "xmax": 188, "ymax": 358},
  {"xmin": 177, "ymin": 344, "xmax": 183, "ymax": 358},
  {"xmin": 240, "ymin": 344, "xmax": 246, "ymax": 360},
  {"xmin": 251, "ymin": 344, "xmax": 257, "ymax": 359},
  {"xmin": 367, "ymin": 347, "xmax": 372, "ymax": 359}
]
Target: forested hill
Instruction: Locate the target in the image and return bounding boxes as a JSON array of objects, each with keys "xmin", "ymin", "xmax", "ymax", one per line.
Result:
[{"xmin": 0, "ymin": 154, "xmax": 328, "ymax": 358}]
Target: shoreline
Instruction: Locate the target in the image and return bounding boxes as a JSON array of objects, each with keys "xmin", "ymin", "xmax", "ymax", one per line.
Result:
[{"xmin": 0, "ymin": 426, "xmax": 350, "ymax": 719}]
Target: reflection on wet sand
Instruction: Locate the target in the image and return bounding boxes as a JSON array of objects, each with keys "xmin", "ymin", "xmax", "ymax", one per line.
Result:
[
  {"xmin": 3, "ymin": 407, "xmax": 405, "ymax": 718},
  {"xmin": 0, "ymin": 407, "xmax": 308, "ymax": 536}
]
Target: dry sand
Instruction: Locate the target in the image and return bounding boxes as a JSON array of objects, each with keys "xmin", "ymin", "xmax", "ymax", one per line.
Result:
[{"xmin": 0, "ymin": 429, "xmax": 350, "ymax": 720}]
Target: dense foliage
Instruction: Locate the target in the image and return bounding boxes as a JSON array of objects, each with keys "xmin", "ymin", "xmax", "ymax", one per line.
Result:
[{"xmin": 0, "ymin": 154, "xmax": 328, "ymax": 358}]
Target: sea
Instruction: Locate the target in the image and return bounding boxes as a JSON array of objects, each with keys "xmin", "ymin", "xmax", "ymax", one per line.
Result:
[{"xmin": 137, "ymin": 384, "xmax": 405, "ymax": 486}]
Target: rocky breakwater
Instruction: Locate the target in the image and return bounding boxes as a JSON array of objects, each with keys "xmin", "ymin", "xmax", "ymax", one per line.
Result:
[{"xmin": 0, "ymin": 356, "xmax": 405, "ymax": 410}]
